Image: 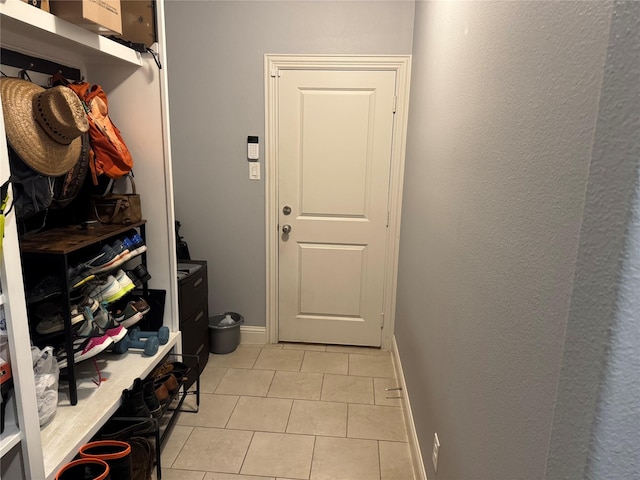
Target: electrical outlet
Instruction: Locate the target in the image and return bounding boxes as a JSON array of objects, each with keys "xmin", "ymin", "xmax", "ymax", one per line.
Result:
[{"xmin": 432, "ymin": 432, "xmax": 440, "ymax": 473}]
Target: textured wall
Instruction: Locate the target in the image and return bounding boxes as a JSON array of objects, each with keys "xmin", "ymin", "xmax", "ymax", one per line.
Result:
[
  {"xmin": 164, "ymin": 1, "xmax": 414, "ymax": 325},
  {"xmin": 548, "ymin": 3, "xmax": 640, "ymax": 479},
  {"xmin": 586, "ymin": 170, "xmax": 640, "ymax": 480},
  {"xmin": 395, "ymin": 2, "xmax": 613, "ymax": 479}
]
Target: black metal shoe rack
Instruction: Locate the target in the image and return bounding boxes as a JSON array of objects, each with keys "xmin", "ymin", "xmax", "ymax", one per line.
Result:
[
  {"xmin": 107, "ymin": 352, "xmax": 200, "ymax": 480},
  {"xmin": 19, "ymin": 220, "xmax": 148, "ymax": 405}
]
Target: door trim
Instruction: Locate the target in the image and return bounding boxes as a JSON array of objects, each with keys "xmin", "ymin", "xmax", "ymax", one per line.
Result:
[{"xmin": 264, "ymin": 55, "xmax": 411, "ymax": 350}]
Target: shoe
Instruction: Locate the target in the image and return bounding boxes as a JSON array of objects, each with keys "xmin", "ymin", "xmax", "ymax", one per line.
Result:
[
  {"xmin": 114, "ymin": 270, "xmax": 135, "ymax": 297},
  {"xmin": 71, "ymin": 296, "xmax": 100, "ymax": 319},
  {"xmin": 89, "ymin": 304, "xmax": 127, "ymax": 343},
  {"xmin": 110, "ymin": 239, "xmax": 132, "ymax": 265},
  {"xmin": 121, "ymin": 236, "xmax": 136, "ymax": 257},
  {"xmin": 111, "ymin": 302, "xmax": 143, "ymax": 329},
  {"xmin": 128, "ymin": 233, "xmax": 147, "ymax": 256},
  {"xmin": 26, "ymin": 275, "xmax": 62, "ymax": 304},
  {"xmin": 129, "ymin": 298, "xmax": 150, "ymax": 316},
  {"xmin": 153, "ymin": 381, "xmax": 169, "ymax": 406},
  {"xmin": 96, "ymin": 417, "xmax": 155, "ymax": 440},
  {"xmin": 86, "ymin": 275, "xmax": 129, "ymax": 304},
  {"xmin": 116, "ymin": 379, "xmax": 151, "ymax": 417},
  {"xmin": 85, "ymin": 244, "xmax": 119, "ymax": 274},
  {"xmin": 56, "ymin": 319, "xmax": 114, "ymax": 369},
  {"xmin": 34, "ymin": 302, "xmax": 84, "ymax": 335},
  {"xmin": 151, "ymin": 361, "xmax": 189, "ymax": 380},
  {"xmin": 130, "ymin": 264, "xmax": 151, "ymax": 286},
  {"xmin": 142, "ymin": 378, "xmax": 162, "ymax": 418},
  {"xmin": 86, "ymin": 276, "xmax": 120, "ymax": 303},
  {"xmin": 155, "ymin": 373, "xmax": 179, "ymax": 395},
  {"xmin": 67, "ymin": 265, "xmax": 96, "ymax": 290},
  {"xmin": 126, "ymin": 264, "xmax": 151, "ymax": 288}
]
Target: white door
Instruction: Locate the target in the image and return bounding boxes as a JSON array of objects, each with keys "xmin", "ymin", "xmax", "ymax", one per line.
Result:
[{"xmin": 277, "ymin": 69, "xmax": 396, "ymax": 346}]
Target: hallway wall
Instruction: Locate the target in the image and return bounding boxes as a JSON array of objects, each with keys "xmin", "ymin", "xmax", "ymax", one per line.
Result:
[
  {"xmin": 395, "ymin": 2, "xmax": 614, "ymax": 478},
  {"xmin": 164, "ymin": 1, "xmax": 414, "ymax": 326}
]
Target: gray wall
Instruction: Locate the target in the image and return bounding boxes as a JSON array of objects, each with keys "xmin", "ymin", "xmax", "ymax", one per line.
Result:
[
  {"xmin": 549, "ymin": 3, "xmax": 640, "ymax": 479},
  {"xmin": 165, "ymin": 1, "xmax": 414, "ymax": 325},
  {"xmin": 395, "ymin": 1, "xmax": 614, "ymax": 479}
]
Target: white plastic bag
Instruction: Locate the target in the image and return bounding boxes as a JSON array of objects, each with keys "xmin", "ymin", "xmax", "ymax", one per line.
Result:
[
  {"xmin": 32, "ymin": 346, "xmax": 59, "ymax": 426},
  {"xmin": 218, "ymin": 314, "xmax": 235, "ymax": 326}
]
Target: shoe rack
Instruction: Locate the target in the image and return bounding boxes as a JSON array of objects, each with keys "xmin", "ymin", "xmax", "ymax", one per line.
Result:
[
  {"xmin": 0, "ymin": 0, "xmax": 178, "ymax": 478},
  {"xmin": 19, "ymin": 220, "xmax": 150, "ymax": 405}
]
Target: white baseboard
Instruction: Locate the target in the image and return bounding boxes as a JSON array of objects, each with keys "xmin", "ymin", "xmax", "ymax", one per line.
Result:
[
  {"xmin": 392, "ymin": 335, "xmax": 428, "ymax": 480},
  {"xmin": 240, "ymin": 325, "xmax": 267, "ymax": 345}
]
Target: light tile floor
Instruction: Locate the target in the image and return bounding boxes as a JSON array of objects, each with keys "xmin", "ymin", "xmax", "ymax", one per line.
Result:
[{"xmin": 154, "ymin": 343, "xmax": 415, "ymax": 480}]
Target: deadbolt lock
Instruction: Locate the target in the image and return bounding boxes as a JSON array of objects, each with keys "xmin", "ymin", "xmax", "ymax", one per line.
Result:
[{"xmin": 283, "ymin": 206, "xmax": 291, "ymax": 215}]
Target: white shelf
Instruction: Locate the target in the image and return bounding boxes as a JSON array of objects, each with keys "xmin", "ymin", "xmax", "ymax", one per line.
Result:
[
  {"xmin": 40, "ymin": 331, "xmax": 181, "ymax": 479},
  {"xmin": 0, "ymin": 0, "xmax": 142, "ymax": 68},
  {"xmin": 0, "ymin": 424, "xmax": 22, "ymax": 457}
]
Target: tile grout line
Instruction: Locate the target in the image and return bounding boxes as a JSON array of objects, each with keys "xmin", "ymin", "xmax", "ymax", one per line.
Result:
[
  {"xmin": 223, "ymin": 394, "xmax": 242, "ymax": 429},
  {"xmin": 308, "ymin": 434, "xmax": 317, "ymax": 480},
  {"xmin": 264, "ymin": 366, "xmax": 277, "ymax": 398},
  {"xmin": 319, "ymin": 372, "xmax": 326, "ymax": 402},
  {"xmin": 164, "ymin": 423, "xmax": 196, "ymax": 470},
  {"xmin": 237, "ymin": 429, "xmax": 256, "ymax": 476},
  {"xmin": 284, "ymin": 396, "xmax": 295, "ymax": 434},
  {"xmin": 377, "ymin": 439, "xmax": 383, "ymax": 480}
]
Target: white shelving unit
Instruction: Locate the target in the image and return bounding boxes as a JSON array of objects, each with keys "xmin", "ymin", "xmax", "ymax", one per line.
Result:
[
  {"xmin": 0, "ymin": 1, "xmax": 178, "ymax": 478},
  {"xmin": 0, "ymin": 0, "xmax": 142, "ymax": 67},
  {"xmin": 41, "ymin": 333, "xmax": 181, "ymax": 477}
]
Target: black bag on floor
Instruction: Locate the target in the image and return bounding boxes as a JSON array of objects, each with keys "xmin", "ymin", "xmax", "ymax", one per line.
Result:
[{"xmin": 175, "ymin": 221, "xmax": 191, "ymax": 260}]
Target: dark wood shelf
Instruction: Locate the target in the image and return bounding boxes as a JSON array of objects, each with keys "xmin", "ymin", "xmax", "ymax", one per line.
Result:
[{"xmin": 19, "ymin": 220, "xmax": 147, "ymax": 255}]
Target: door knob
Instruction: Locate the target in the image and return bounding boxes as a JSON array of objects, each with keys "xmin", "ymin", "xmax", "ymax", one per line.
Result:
[
  {"xmin": 282, "ymin": 224, "xmax": 292, "ymax": 234},
  {"xmin": 283, "ymin": 206, "xmax": 291, "ymax": 215}
]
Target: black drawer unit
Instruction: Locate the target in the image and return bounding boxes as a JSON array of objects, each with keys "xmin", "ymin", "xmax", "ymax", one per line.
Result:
[{"xmin": 177, "ymin": 260, "xmax": 209, "ymax": 386}]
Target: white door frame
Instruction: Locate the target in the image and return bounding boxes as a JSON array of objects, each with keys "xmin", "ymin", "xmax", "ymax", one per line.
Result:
[{"xmin": 264, "ymin": 54, "xmax": 411, "ymax": 350}]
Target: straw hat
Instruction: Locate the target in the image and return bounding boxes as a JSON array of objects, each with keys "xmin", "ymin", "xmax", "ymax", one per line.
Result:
[{"xmin": 1, "ymin": 77, "xmax": 89, "ymax": 177}]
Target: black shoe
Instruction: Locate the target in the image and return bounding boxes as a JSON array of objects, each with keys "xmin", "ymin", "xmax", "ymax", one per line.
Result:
[
  {"xmin": 127, "ymin": 264, "xmax": 151, "ymax": 288},
  {"xmin": 26, "ymin": 275, "xmax": 62, "ymax": 304},
  {"xmin": 142, "ymin": 378, "xmax": 162, "ymax": 418},
  {"xmin": 96, "ymin": 417, "xmax": 155, "ymax": 440},
  {"xmin": 116, "ymin": 379, "xmax": 150, "ymax": 418}
]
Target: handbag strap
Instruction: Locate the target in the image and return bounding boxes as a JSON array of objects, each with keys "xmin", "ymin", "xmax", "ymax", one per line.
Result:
[
  {"xmin": 101, "ymin": 174, "xmax": 136, "ymax": 197},
  {"xmin": 92, "ymin": 198, "xmax": 124, "ymax": 224}
]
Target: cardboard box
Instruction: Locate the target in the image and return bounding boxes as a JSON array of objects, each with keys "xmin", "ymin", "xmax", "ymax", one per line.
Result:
[
  {"xmin": 20, "ymin": 0, "xmax": 50, "ymax": 12},
  {"xmin": 117, "ymin": 0, "xmax": 157, "ymax": 48},
  {"xmin": 50, "ymin": 0, "xmax": 122, "ymax": 36}
]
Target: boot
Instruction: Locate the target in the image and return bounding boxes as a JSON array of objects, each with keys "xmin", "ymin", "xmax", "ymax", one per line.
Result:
[
  {"xmin": 55, "ymin": 458, "xmax": 110, "ymax": 480},
  {"xmin": 142, "ymin": 378, "xmax": 162, "ymax": 418},
  {"xmin": 129, "ymin": 437, "xmax": 155, "ymax": 480},
  {"xmin": 79, "ymin": 440, "xmax": 132, "ymax": 480},
  {"xmin": 116, "ymin": 379, "xmax": 151, "ymax": 417},
  {"xmin": 96, "ymin": 417, "xmax": 155, "ymax": 440}
]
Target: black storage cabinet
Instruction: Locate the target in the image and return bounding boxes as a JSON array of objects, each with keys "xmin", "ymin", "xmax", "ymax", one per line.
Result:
[{"xmin": 177, "ymin": 260, "xmax": 209, "ymax": 388}]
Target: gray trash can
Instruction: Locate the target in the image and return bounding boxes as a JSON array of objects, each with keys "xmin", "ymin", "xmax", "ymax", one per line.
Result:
[{"xmin": 208, "ymin": 312, "xmax": 244, "ymax": 354}]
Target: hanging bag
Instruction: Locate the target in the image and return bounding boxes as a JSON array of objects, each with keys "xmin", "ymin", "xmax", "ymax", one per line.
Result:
[
  {"xmin": 89, "ymin": 174, "xmax": 142, "ymax": 225},
  {"xmin": 67, "ymin": 82, "xmax": 134, "ymax": 184}
]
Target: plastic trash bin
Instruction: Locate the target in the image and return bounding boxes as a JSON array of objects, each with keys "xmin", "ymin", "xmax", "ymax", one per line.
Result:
[{"xmin": 208, "ymin": 312, "xmax": 244, "ymax": 354}]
